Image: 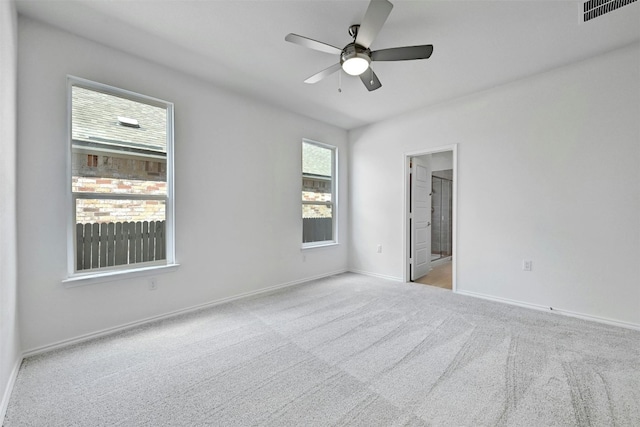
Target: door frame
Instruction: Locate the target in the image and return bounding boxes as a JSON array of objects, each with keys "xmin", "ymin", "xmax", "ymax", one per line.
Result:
[{"xmin": 402, "ymin": 144, "xmax": 458, "ymax": 290}]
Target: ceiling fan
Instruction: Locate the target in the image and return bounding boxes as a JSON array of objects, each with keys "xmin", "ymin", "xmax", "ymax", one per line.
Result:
[{"xmin": 285, "ymin": 0, "xmax": 433, "ymax": 91}]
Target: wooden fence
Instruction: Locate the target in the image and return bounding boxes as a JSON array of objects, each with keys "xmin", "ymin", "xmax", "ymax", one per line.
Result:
[
  {"xmin": 76, "ymin": 220, "xmax": 165, "ymax": 271},
  {"xmin": 303, "ymin": 217, "xmax": 333, "ymax": 243}
]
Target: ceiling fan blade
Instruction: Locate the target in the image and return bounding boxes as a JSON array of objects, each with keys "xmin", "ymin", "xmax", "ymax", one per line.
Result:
[
  {"xmin": 372, "ymin": 45, "xmax": 434, "ymax": 61},
  {"xmin": 304, "ymin": 63, "xmax": 342, "ymax": 84},
  {"xmin": 360, "ymin": 69, "xmax": 382, "ymax": 91},
  {"xmin": 285, "ymin": 33, "xmax": 342, "ymax": 55},
  {"xmin": 355, "ymin": 0, "xmax": 394, "ymax": 49}
]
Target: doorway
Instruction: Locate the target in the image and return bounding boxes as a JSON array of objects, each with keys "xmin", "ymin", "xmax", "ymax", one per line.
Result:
[{"xmin": 404, "ymin": 145, "xmax": 457, "ymax": 291}]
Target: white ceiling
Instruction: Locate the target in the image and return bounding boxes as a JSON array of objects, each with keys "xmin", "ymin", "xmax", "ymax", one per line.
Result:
[{"xmin": 16, "ymin": 0, "xmax": 640, "ymax": 130}]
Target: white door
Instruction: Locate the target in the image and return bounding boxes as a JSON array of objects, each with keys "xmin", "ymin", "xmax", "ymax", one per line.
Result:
[{"xmin": 411, "ymin": 156, "xmax": 432, "ymax": 280}]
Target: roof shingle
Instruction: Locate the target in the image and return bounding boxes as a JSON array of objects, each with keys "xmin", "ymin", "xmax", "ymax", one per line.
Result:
[{"xmin": 72, "ymin": 86, "xmax": 167, "ymax": 153}]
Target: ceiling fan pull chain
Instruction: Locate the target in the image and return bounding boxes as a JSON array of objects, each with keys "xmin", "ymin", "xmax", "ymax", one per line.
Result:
[
  {"xmin": 370, "ymin": 68, "xmax": 374, "ymax": 85},
  {"xmin": 338, "ymin": 70, "xmax": 342, "ymax": 93}
]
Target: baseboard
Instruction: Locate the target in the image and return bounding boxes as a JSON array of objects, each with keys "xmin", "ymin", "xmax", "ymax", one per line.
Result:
[
  {"xmin": 456, "ymin": 289, "xmax": 640, "ymax": 331},
  {"xmin": 348, "ymin": 269, "xmax": 403, "ymax": 282},
  {"xmin": 23, "ymin": 269, "xmax": 348, "ymax": 358},
  {"xmin": 1, "ymin": 355, "xmax": 23, "ymax": 423},
  {"xmin": 431, "ymin": 256, "xmax": 452, "ymax": 267}
]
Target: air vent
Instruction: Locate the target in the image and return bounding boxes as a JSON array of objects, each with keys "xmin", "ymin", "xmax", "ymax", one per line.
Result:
[
  {"xmin": 583, "ymin": 0, "xmax": 637, "ymax": 22},
  {"xmin": 117, "ymin": 116, "xmax": 140, "ymax": 128}
]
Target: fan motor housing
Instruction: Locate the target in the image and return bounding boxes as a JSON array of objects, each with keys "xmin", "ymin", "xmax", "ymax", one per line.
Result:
[{"xmin": 340, "ymin": 43, "xmax": 372, "ymax": 67}]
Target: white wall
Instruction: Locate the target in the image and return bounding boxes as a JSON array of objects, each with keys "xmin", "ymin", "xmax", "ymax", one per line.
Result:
[
  {"xmin": 17, "ymin": 17, "xmax": 348, "ymax": 352},
  {"xmin": 0, "ymin": 0, "xmax": 21, "ymax": 417},
  {"xmin": 431, "ymin": 151, "xmax": 453, "ymax": 172},
  {"xmin": 349, "ymin": 43, "xmax": 640, "ymax": 327}
]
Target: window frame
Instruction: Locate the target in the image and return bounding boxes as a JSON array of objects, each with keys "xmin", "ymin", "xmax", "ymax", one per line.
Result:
[
  {"xmin": 65, "ymin": 76, "xmax": 176, "ymax": 283},
  {"xmin": 302, "ymin": 138, "xmax": 338, "ymax": 249}
]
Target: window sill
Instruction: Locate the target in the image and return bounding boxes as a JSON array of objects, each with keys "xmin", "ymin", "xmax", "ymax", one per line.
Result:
[
  {"xmin": 62, "ymin": 263, "xmax": 180, "ymax": 288},
  {"xmin": 302, "ymin": 242, "xmax": 339, "ymax": 250}
]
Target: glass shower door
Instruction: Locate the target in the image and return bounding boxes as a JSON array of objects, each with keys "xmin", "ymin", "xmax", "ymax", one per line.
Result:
[{"xmin": 431, "ymin": 175, "xmax": 452, "ymax": 261}]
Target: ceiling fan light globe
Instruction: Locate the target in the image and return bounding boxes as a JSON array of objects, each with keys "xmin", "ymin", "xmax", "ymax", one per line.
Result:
[{"xmin": 342, "ymin": 57, "xmax": 370, "ymax": 76}]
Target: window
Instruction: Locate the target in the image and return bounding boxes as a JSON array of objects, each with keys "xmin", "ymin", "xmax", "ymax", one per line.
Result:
[
  {"xmin": 302, "ymin": 139, "xmax": 337, "ymax": 246},
  {"xmin": 68, "ymin": 77, "xmax": 175, "ymax": 277}
]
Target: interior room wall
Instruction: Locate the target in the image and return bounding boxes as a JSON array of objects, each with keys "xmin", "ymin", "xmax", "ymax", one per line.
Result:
[
  {"xmin": 0, "ymin": 0, "xmax": 21, "ymax": 417},
  {"xmin": 17, "ymin": 17, "xmax": 349, "ymax": 352},
  {"xmin": 430, "ymin": 151, "xmax": 453, "ymax": 173},
  {"xmin": 349, "ymin": 43, "xmax": 640, "ymax": 327}
]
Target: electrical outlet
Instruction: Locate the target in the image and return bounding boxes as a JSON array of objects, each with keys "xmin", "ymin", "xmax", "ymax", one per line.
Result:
[
  {"xmin": 522, "ymin": 260, "xmax": 532, "ymax": 271},
  {"xmin": 149, "ymin": 278, "xmax": 158, "ymax": 290},
  {"xmin": 377, "ymin": 244, "xmax": 382, "ymax": 253}
]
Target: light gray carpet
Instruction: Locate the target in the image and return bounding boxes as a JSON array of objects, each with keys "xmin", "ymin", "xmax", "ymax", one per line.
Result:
[{"xmin": 4, "ymin": 273, "xmax": 640, "ymax": 426}]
